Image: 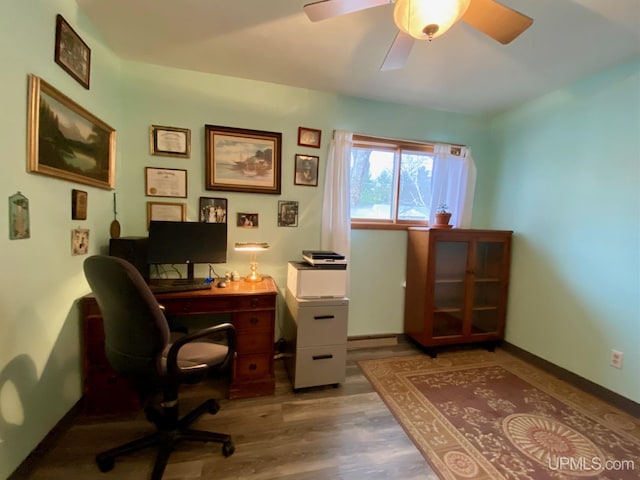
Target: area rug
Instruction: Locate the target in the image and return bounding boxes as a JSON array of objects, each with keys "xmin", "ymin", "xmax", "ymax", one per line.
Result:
[{"xmin": 358, "ymin": 349, "xmax": 640, "ymax": 479}]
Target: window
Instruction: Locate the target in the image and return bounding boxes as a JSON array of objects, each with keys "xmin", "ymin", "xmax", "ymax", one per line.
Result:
[{"xmin": 350, "ymin": 135, "xmax": 435, "ymax": 228}]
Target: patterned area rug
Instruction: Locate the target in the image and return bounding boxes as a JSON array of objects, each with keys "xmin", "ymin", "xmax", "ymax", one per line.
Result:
[{"xmin": 358, "ymin": 349, "xmax": 640, "ymax": 479}]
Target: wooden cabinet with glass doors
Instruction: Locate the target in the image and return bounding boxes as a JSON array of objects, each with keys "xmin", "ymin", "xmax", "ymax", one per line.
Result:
[{"xmin": 404, "ymin": 228, "xmax": 512, "ymax": 356}]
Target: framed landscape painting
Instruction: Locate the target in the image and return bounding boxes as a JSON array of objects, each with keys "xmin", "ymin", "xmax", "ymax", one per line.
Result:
[{"xmin": 27, "ymin": 75, "xmax": 115, "ymax": 189}]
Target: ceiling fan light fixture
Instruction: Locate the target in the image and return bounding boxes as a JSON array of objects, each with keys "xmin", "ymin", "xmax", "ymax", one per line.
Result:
[{"xmin": 393, "ymin": 0, "xmax": 471, "ymax": 40}]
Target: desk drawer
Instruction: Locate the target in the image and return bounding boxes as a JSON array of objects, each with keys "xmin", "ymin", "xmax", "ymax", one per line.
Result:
[
  {"xmin": 234, "ymin": 353, "xmax": 272, "ymax": 380},
  {"xmin": 160, "ymin": 297, "xmax": 235, "ymax": 315},
  {"xmin": 234, "ymin": 310, "xmax": 273, "ymax": 333},
  {"xmin": 237, "ymin": 332, "xmax": 273, "ymax": 354}
]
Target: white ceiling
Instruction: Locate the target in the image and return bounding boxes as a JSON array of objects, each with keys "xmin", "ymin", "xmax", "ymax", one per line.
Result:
[{"xmin": 76, "ymin": 0, "xmax": 640, "ymax": 115}]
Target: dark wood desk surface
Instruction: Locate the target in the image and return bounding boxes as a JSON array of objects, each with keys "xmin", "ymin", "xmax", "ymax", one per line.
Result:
[{"xmin": 81, "ymin": 277, "xmax": 278, "ymax": 414}]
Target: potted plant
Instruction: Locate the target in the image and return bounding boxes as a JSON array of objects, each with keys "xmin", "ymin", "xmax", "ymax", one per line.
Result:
[{"xmin": 433, "ymin": 203, "xmax": 452, "ymax": 228}]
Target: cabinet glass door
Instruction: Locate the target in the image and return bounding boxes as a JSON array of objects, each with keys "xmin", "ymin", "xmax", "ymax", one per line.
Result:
[
  {"xmin": 433, "ymin": 241, "xmax": 467, "ymax": 337},
  {"xmin": 471, "ymin": 241, "xmax": 505, "ymax": 334}
]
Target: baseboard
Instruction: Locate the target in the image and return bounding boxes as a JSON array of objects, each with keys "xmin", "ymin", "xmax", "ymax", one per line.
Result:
[
  {"xmin": 8, "ymin": 400, "xmax": 83, "ymax": 480},
  {"xmin": 502, "ymin": 342, "xmax": 640, "ymax": 417},
  {"xmin": 347, "ymin": 334, "xmax": 398, "ymax": 350}
]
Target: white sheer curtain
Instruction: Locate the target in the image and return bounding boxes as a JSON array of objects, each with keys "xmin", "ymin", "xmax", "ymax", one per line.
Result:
[
  {"xmin": 321, "ymin": 130, "xmax": 352, "ymax": 260},
  {"xmin": 429, "ymin": 145, "xmax": 477, "ymax": 228}
]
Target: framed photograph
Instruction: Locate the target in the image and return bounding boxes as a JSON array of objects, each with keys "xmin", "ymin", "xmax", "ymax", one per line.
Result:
[
  {"xmin": 205, "ymin": 124, "xmax": 281, "ymax": 194},
  {"xmin": 9, "ymin": 192, "xmax": 30, "ymax": 240},
  {"xmin": 298, "ymin": 127, "xmax": 321, "ymax": 148},
  {"xmin": 71, "ymin": 228, "xmax": 89, "ymax": 256},
  {"xmin": 278, "ymin": 201, "xmax": 299, "ymax": 227},
  {"xmin": 71, "ymin": 189, "xmax": 88, "ymax": 220},
  {"xmin": 54, "ymin": 14, "xmax": 91, "ymax": 89},
  {"xmin": 145, "ymin": 167, "xmax": 187, "ymax": 198},
  {"xmin": 150, "ymin": 125, "xmax": 191, "ymax": 158},
  {"xmin": 199, "ymin": 197, "xmax": 227, "ymax": 223},
  {"xmin": 237, "ymin": 213, "xmax": 258, "ymax": 228},
  {"xmin": 27, "ymin": 75, "xmax": 115, "ymax": 189},
  {"xmin": 146, "ymin": 201, "xmax": 186, "ymax": 228},
  {"xmin": 294, "ymin": 154, "xmax": 319, "ymax": 186}
]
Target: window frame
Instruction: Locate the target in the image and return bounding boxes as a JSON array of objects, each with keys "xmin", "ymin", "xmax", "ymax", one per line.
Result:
[{"xmin": 350, "ymin": 134, "xmax": 435, "ymax": 230}]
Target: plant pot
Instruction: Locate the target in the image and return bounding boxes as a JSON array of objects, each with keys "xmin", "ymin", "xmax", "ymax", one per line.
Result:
[{"xmin": 433, "ymin": 212, "xmax": 452, "ymax": 228}]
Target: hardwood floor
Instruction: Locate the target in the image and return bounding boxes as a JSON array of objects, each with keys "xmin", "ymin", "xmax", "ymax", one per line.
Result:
[{"xmin": 22, "ymin": 341, "xmax": 439, "ymax": 480}]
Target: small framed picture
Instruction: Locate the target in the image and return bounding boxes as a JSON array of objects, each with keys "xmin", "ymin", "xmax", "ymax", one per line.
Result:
[
  {"xmin": 294, "ymin": 154, "xmax": 319, "ymax": 186},
  {"xmin": 278, "ymin": 201, "xmax": 299, "ymax": 227},
  {"xmin": 9, "ymin": 192, "xmax": 30, "ymax": 240},
  {"xmin": 199, "ymin": 197, "xmax": 227, "ymax": 223},
  {"xmin": 146, "ymin": 201, "xmax": 186, "ymax": 228},
  {"xmin": 297, "ymin": 127, "xmax": 321, "ymax": 148},
  {"xmin": 71, "ymin": 228, "xmax": 90, "ymax": 256},
  {"xmin": 237, "ymin": 212, "xmax": 258, "ymax": 228},
  {"xmin": 54, "ymin": 15, "xmax": 91, "ymax": 89},
  {"xmin": 71, "ymin": 189, "xmax": 88, "ymax": 220},
  {"xmin": 150, "ymin": 125, "xmax": 191, "ymax": 158},
  {"xmin": 145, "ymin": 167, "xmax": 187, "ymax": 198}
]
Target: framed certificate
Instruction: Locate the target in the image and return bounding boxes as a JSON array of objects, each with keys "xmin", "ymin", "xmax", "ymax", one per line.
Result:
[
  {"xmin": 145, "ymin": 167, "xmax": 187, "ymax": 198},
  {"xmin": 146, "ymin": 201, "xmax": 186, "ymax": 228},
  {"xmin": 150, "ymin": 125, "xmax": 191, "ymax": 158}
]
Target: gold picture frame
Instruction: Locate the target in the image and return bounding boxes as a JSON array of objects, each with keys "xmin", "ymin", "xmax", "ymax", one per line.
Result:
[
  {"xmin": 27, "ymin": 75, "xmax": 115, "ymax": 189},
  {"xmin": 146, "ymin": 201, "xmax": 186, "ymax": 229}
]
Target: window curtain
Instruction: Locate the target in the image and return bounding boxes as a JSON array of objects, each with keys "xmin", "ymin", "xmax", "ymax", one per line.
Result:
[
  {"xmin": 321, "ymin": 130, "xmax": 352, "ymax": 260},
  {"xmin": 429, "ymin": 145, "xmax": 477, "ymax": 228}
]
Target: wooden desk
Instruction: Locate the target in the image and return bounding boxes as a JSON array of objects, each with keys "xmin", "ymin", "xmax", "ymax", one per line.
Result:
[{"xmin": 81, "ymin": 277, "xmax": 278, "ymax": 414}]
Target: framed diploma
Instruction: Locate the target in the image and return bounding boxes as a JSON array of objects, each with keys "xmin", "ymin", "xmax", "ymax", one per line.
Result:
[
  {"xmin": 145, "ymin": 167, "xmax": 187, "ymax": 198},
  {"xmin": 147, "ymin": 201, "xmax": 186, "ymax": 228},
  {"xmin": 150, "ymin": 125, "xmax": 191, "ymax": 158}
]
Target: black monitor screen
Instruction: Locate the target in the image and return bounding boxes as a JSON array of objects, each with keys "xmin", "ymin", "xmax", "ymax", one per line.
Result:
[{"xmin": 147, "ymin": 221, "xmax": 227, "ymax": 267}]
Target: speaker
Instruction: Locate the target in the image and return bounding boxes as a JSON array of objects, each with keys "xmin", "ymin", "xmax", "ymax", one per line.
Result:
[{"xmin": 109, "ymin": 237, "xmax": 149, "ymax": 280}]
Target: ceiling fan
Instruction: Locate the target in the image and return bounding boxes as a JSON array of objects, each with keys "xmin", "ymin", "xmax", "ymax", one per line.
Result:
[{"xmin": 303, "ymin": 0, "xmax": 533, "ymax": 70}]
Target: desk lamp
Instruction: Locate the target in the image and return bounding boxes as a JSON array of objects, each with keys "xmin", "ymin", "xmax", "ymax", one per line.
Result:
[{"xmin": 234, "ymin": 242, "xmax": 270, "ymax": 282}]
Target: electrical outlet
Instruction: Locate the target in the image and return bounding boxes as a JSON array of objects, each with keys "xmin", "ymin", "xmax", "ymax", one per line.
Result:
[{"xmin": 610, "ymin": 350, "xmax": 623, "ymax": 369}]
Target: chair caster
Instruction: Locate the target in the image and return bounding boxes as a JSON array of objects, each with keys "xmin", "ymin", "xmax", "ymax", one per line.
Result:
[
  {"xmin": 222, "ymin": 440, "xmax": 235, "ymax": 457},
  {"xmin": 96, "ymin": 455, "xmax": 115, "ymax": 472},
  {"xmin": 207, "ymin": 399, "xmax": 220, "ymax": 415}
]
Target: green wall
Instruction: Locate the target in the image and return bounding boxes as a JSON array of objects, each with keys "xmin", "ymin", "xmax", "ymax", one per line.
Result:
[
  {"xmin": 489, "ymin": 59, "xmax": 640, "ymax": 402},
  {"xmin": 1, "ymin": 0, "xmax": 638, "ymax": 477},
  {"xmin": 0, "ymin": 1, "xmax": 124, "ymax": 477}
]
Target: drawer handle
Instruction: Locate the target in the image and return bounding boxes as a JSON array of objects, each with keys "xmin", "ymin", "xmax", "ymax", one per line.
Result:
[
  {"xmin": 250, "ymin": 299, "xmax": 259, "ymax": 307},
  {"xmin": 249, "ymin": 317, "xmax": 259, "ymax": 325},
  {"xmin": 314, "ymin": 315, "xmax": 335, "ymax": 320},
  {"xmin": 312, "ymin": 354, "xmax": 333, "ymax": 361},
  {"xmin": 248, "ymin": 363, "xmax": 257, "ymax": 371}
]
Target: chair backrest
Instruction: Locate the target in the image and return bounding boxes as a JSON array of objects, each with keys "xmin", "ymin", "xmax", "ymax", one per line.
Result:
[{"xmin": 83, "ymin": 255, "xmax": 170, "ymax": 377}]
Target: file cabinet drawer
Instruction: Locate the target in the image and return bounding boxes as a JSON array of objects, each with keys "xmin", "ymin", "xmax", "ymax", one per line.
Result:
[
  {"xmin": 296, "ymin": 305, "xmax": 348, "ymax": 347},
  {"xmin": 292, "ymin": 345, "xmax": 347, "ymax": 390}
]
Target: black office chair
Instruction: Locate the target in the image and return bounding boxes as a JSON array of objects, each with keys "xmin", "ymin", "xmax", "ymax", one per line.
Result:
[{"xmin": 83, "ymin": 255, "xmax": 237, "ymax": 479}]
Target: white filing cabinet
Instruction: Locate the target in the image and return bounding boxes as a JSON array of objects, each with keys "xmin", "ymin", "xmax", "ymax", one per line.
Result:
[{"xmin": 283, "ymin": 289, "xmax": 348, "ymax": 390}]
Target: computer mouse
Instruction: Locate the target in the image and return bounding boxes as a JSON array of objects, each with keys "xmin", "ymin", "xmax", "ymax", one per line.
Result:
[{"xmin": 217, "ymin": 279, "xmax": 227, "ymax": 288}]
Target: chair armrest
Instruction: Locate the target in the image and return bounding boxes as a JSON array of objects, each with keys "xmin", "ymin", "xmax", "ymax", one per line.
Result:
[{"xmin": 166, "ymin": 323, "xmax": 236, "ymax": 376}]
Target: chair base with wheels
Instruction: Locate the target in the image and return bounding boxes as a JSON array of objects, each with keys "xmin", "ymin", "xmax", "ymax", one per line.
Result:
[{"xmin": 96, "ymin": 397, "xmax": 234, "ymax": 479}]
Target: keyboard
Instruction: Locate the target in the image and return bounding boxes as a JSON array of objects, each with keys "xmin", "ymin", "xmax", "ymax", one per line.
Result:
[{"xmin": 148, "ymin": 282, "xmax": 212, "ymax": 293}]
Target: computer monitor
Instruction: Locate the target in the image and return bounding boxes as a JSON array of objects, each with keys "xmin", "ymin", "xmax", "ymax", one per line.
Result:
[{"xmin": 147, "ymin": 220, "xmax": 227, "ymax": 281}]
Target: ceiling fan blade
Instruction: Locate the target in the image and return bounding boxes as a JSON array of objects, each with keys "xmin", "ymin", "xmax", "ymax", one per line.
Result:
[
  {"xmin": 380, "ymin": 31, "xmax": 415, "ymax": 71},
  {"xmin": 462, "ymin": 0, "xmax": 533, "ymax": 44},
  {"xmin": 304, "ymin": 0, "xmax": 391, "ymax": 22}
]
